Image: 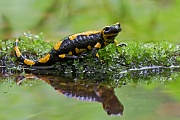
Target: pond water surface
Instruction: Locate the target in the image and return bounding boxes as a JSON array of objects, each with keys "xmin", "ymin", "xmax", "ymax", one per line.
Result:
[{"xmin": 0, "ymin": 67, "xmax": 180, "ymax": 120}]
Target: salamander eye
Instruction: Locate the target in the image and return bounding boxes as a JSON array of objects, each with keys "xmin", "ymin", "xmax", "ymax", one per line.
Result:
[{"xmin": 103, "ymin": 26, "xmax": 110, "ymax": 32}]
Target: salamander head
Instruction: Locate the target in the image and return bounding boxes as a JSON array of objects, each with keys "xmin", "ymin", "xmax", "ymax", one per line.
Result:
[{"xmin": 102, "ymin": 22, "xmax": 121, "ymax": 43}]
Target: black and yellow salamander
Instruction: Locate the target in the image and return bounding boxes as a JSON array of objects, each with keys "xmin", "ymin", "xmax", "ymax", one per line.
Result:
[{"xmin": 14, "ymin": 23, "xmax": 122, "ymax": 66}]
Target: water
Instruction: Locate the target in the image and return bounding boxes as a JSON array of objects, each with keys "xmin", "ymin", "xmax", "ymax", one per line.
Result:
[{"xmin": 0, "ymin": 66, "xmax": 180, "ymax": 120}]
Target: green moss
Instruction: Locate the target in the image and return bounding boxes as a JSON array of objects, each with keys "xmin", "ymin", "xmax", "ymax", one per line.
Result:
[
  {"xmin": 18, "ymin": 32, "xmax": 53, "ymax": 59},
  {"xmin": 0, "ymin": 33, "xmax": 179, "ymax": 82},
  {"xmin": 102, "ymin": 41, "xmax": 180, "ymax": 68},
  {"xmin": 0, "ymin": 32, "xmax": 180, "ymax": 87}
]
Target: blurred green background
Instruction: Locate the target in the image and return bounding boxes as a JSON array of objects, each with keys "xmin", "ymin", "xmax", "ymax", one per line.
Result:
[
  {"xmin": 0, "ymin": 0, "xmax": 180, "ymax": 120},
  {"xmin": 0, "ymin": 0, "xmax": 180, "ymax": 43}
]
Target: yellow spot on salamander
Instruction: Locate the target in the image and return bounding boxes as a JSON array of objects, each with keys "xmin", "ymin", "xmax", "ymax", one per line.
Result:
[
  {"xmin": 14, "ymin": 46, "xmax": 21, "ymax": 57},
  {"xmin": 75, "ymin": 48, "xmax": 80, "ymax": 54},
  {"xmin": 75, "ymin": 48, "xmax": 86, "ymax": 53},
  {"xmin": 38, "ymin": 54, "xmax": 50, "ymax": 63},
  {"xmin": 94, "ymin": 43, "xmax": 101, "ymax": 49},
  {"xmin": 87, "ymin": 45, "xmax": 91, "ymax": 50},
  {"xmin": 59, "ymin": 54, "xmax": 66, "ymax": 58},
  {"xmin": 79, "ymin": 48, "xmax": 86, "ymax": 53},
  {"xmin": 24, "ymin": 59, "xmax": 35, "ymax": 66},
  {"xmin": 68, "ymin": 51, "xmax": 72, "ymax": 55},
  {"xmin": 103, "ymin": 33, "xmax": 118, "ymax": 42},
  {"xmin": 96, "ymin": 53, "xmax": 99, "ymax": 58},
  {"xmin": 54, "ymin": 41, "xmax": 62, "ymax": 50},
  {"xmin": 69, "ymin": 31, "xmax": 100, "ymax": 40},
  {"xmin": 69, "ymin": 34, "xmax": 77, "ymax": 40}
]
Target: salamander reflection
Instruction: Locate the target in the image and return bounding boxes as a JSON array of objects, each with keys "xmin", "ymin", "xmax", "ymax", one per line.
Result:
[{"xmin": 16, "ymin": 75, "xmax": 124, "ymax": 116}]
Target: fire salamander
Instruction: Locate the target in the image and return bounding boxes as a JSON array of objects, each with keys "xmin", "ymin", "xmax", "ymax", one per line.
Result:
[{"xmin": 14, "ymin": 23, "xmax": 122, "ymax": 66}]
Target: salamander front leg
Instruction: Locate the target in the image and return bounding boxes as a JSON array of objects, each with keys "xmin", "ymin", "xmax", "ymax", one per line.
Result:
[
  {"xmin": 92, "ymin": 42, "xmax": 103, "ymax": 63},
  {"xmin": 92, "ymin": 47, "xmax": 101, "ymax": 62},
  {"xmin": 114, "ymin": 40, "xmax": 127, "ymax": 47}
]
